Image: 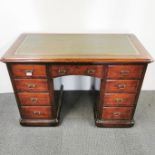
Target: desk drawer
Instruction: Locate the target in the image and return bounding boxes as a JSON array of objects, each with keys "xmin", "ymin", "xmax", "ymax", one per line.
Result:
[
  {"xmin": 103, "ymin": 93, "xmax": 136, "ymax": 106},
  {"xmin": 107, "ymin": 65, "xmax": 144, "ymax": 79},
  {"xmin": 21, "ymin": 106, "xmax": 53, "ymax": 119},
  {"xmin": 105, "ymin": 80, "xmax": 140, "ymax": 93},
  {"xmin": 14, "ymin": 79, "xmax": 48, "ymax": 92},
  {"xmin": 102, "ymin": 107, "xmax": 133, "ymax": 120},
  {"xmin": 49, "ymin": 65, "xmax": 104, "ymax": 78},
  {"xmin": 18, "ymin": 93, "xmax": 51, "ymax": 106},
  {"xmin": 10, "ymin": 64, "xmax": 47, "ymax": 78}
]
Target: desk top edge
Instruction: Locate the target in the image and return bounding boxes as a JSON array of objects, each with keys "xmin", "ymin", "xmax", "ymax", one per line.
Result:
[{"xmin": 1, "ymin": 33, "xmax": 153, "ymax": 63}]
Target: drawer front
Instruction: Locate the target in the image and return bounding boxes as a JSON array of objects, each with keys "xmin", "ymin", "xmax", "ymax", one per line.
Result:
[
  {"xmin": 105, "ymin": 80, "xmax": 140, "ymax": 93},
  {"xmin": 14, "ymin": 79, "xmax": 48, "ymax": 92},
  {"xmin": 18, "ymin": 93, "xmax": 51, "ymax": 106},
  {"xmin": 107, "ymin": 65, "xmax": 144, "ymax": 79},
  {"xmin": 49, "ymin": 65, "xmax": 104, "ymax": 78},
  {"xmin": 103, "ymin": 93, "xmax": 136, "ymax": 106},
  {"xmin": 10, "ymin": 64, "xmax": 47, "ymax": 78},
  {"xmin": 102, "ymin": 107, "xmax": 133, "ymax": 120},
  {"xmin": 21, "ymin": 106, "xmax": 53, "ymax": 119}
]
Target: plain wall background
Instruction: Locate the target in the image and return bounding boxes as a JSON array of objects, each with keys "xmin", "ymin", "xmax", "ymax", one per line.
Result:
[{"xmin": 0, "ymin": 0, "xmax": 154, "ymax": 93}]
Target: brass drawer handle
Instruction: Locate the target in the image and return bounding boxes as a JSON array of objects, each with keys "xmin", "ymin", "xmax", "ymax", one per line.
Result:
[
  {"xmin": 58, "ymin": 69, "xmax": 66, "ymax": 75},
  {"xmin": 113, "ymin": 112, "xmax": 121, "ymax": 116},
  {"xmin": 117, "ymin": 84, "xmax": 126, "ymax": 89},
  {"xmin": 87, "ymin": 69, "xmax": 95, "ymax": 74},
  {"xmin": 120, "ymin": 70, "xmax": 129, "ymax": 75},
  {"xmin": 30, "ymin": 97, "xmax": 38, "ymax": 103},
  {"xmin": 115, "ymin": 98, "xmax": 123, "ymax": 103},
  {"xmin": 27, "ymin": 84, "xmax": 36, "ymax": 88},
  {"xmin": 33, "ymin": 111, "xmax": 41, "ymax": 115},
  {"xmin": 25, "ymin": 70, "xmax": 33, "ymax": 76}
]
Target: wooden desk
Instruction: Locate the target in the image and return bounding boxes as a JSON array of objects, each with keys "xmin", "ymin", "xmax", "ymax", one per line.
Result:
[{"xmin": 1, "ymin": 34, "xmax": 153, "ymax": 127}]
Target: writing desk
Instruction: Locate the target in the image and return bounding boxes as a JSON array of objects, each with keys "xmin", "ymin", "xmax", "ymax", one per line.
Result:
[{"xmin": 1, "ymin": 34, "xmax": 153, "ymax": 127}]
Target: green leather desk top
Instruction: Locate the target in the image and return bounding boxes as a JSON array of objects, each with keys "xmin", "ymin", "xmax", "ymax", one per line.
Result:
[{"xmin": 1, "ymin": 34, "xmax": 153, "ymax": 63}]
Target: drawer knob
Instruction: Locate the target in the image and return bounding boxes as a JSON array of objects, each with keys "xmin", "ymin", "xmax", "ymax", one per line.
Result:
[
  {"xmin": 31, "ymin": 97, "xmax": 38, "ymax": 103},
  {"xmin": 87, "ymin": 69, "xmax": 95, "ymax": 74},
  {"xmin": 120, "ymin": 70, "xmax": 129, "ymax": 75},
  {"xmin": 25, "ymin": 70, "xmax": 33, "ymax": 76},
  {"xmin": 115, "ymin": 98, "xmax": 123, "ymax": 103},
  {"xmin": 58, "ymin": 69, "xmax": 66, "ymax": 75},
  {"xmin": 113, "ymin": 112, "xmax": 121, "ymax": 116},
  {"xmin": 33, "ymin": 111, "xmax": 41, "ymax": 115},
  {"xmin": 117, "ymin": 84, "xmax": 126, "ymax": 89},
  {"xmin": 27, "ymin": 84, "xmax": 36, "ymax": 88}
]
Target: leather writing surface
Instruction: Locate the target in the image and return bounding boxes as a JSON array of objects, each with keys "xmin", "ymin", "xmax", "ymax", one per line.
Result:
[
  {"xmin": 15, "ymin": 34, "xmax": 139, "ymax": 56},
  {"xmin": 1, "ymin": 33, "xmax": 153, "ymax": 63}
]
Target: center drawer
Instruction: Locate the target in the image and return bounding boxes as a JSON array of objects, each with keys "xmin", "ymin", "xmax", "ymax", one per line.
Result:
[
  {"xmin": 14, "ymin": 79, "xmax": 49, "ymax": 92},
  {"xmin": 21, "ymin": 106, "xmax": 53, "ymax": 119},
  {"xmin": 49, "ymin": 65, "xmax": 104, "ymax": 78}
]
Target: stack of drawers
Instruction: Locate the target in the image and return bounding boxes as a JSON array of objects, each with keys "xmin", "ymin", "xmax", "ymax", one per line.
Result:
[
  {"xmin": 9, "ymin": 64, "xmax": 55, "ymax": 126},
  {"xmin": 100, "ymin": 65, "xmax": 145, "ymax": 127},
  {"xmin": 7, "ymin": 63, "xmax": 146, "ymax": 127}
]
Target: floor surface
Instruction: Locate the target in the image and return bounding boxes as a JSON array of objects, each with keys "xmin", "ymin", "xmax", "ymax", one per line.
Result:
[{"xmin": 0, "ymin": 91, "xmax": 155, "ymax": 155}]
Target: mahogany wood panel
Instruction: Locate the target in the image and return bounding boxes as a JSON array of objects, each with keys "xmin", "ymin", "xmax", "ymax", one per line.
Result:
[
  {"xmin": 14, "ymin": 79, "xmax": 49, "ymax": 92},
  {"xmin": 20, "ymin": 119, "xmax": 59, "ymax": 126},
  {"xmin": 103, "ymin": 93, "xmax": 136, "ymax": 106},
  {"xmin": 95, "ymin": 119, "xmax": 134, "ymax": 128},
  {"xmin": 105, "ymin": 80, "xmax": 140, "ymax": 93},
  {"xmin": 49, "ymin": 65, "xmax": 104, "ymax": 78},
  {"xmin": 18, "ymin": 93, "xmax": 51, "ymax": 106},
  {"xmin": 107, "ymin": 65, "xmax": 144, "ymax": 79},
  {"xmin": 21, "ymin": 106, "xmax": 53, "ymax": 119},
  {"xmin": 10, "ymin": 64, "xmax": 47, "ymax": 78},
  {"xmin": 102, "ymin": 107, "xmax": 133, "ymax": 120}
]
